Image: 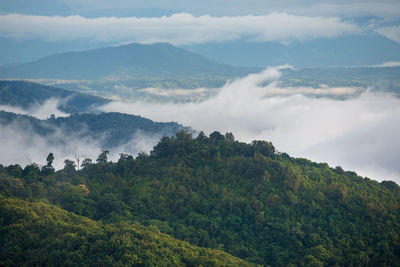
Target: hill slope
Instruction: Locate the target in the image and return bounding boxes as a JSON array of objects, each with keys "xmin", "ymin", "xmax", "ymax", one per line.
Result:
[
  {"xmin": 0, "ymin": 110, "xmax": 190, "ymax": 148},
  {"xmin": 1, "ymin": 131, "xmax": 399, "ymax": 266},
  {"xmin": 0, "ymin": 195, "xmax": 253, "ymax": 266},
  {"xmin": 0, "ymin": 80, "xmax": 109, "ymax": 113}
]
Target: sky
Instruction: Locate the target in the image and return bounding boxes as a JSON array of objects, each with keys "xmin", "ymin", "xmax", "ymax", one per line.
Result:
[
  {"xmin": 1, "ymin": 0, "xmax": 400, "ymax": 19},
  {"xmin": 0, "ymin": 0, "xmax": 399, "ymax": 46}
]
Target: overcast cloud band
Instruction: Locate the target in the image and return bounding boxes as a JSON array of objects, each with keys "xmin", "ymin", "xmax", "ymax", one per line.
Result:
[{"xmin": 0, "ymin": 13, "xmax": 362, "ymax": 45}]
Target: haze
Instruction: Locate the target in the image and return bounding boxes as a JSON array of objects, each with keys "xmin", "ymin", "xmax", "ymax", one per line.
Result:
[
  {"xmin": 1, "ymin": 0, "xmax": 400, "ymax": 183},
  {"xmin": 100, "ymin": 68, "xmax": 400, "ymax": 182}
]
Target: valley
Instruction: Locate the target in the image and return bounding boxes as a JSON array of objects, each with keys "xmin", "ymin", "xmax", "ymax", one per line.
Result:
[{"xmin": 1, "ymin": 3, "xmax": 400, "ymax": 265}]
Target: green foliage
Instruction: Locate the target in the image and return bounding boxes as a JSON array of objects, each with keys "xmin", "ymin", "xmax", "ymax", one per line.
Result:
[
  {"xmin": 41, "ymin": 153, "xmax": 55, "ymax": 176},
  {"xmin": 1, "ymin": 131, "xmax": 400, "ymax": 266},
  {"xmin": 46, "ymin": 153, "xmax": 55, "ymax": 166},
  {"xmin": 0, "ymin": 195, "xmax": 253, "ymax": 266},
  {"xmin": 96, "ymin": 150, "xmax": 110, "ymax": 164}
]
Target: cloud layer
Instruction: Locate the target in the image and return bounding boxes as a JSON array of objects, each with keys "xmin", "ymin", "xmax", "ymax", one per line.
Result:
[
  {"xmin": 0, "ymin": 99, "xmax": 161, "ymax": 170},
  {"xmin": 0, "ymin": 99, "xmax": 68, "ymax": 119},
  {"xmin": 0, "ymin": 119, "xmax": 160, "ymax": 170},
  {"xmin": 2, "ymin": 0, "xmax": 400, "ymax": 20},
  {"xmin": 0, "ymin": 13, "xmax": 361, "ymax": 45},
  {"xmin": 99, "ymin": 67, "xmax": 400, "ymax": 183},
  {"xmin": 1, "ymin": 67, "xmax": 399, "ymax": 182},
  {"xmin": 376, "ymin": 25, "xmax": 400, "ymax": 44}
]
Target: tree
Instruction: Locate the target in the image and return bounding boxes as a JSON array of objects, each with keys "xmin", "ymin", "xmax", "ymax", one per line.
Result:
[
  {"xmin": 81, "ymin": 158, "xmax": 92, "ymax": 169},
  {"xmin": 63, "ymin": 159, "xmax": 77, "ymax": 178},
  {"xmin": 97, "ymin": 150, "xmax": 110, "ymax": 164},
  {"xmin": 5, "ymin": 164, "xmax": 22, "ymax": 177},
  {"xmin": 176, "ymin": 130, "xmax": 192, "ymax": 141},
  {"xmin": 118, "ymin": 153, "xmax": 133, "ymax": 162},
  {"xmin": 209, "ymin": 131, "xmax": 225, "ymax": 144},
  {"xmin": 196, "ymin": 131, "xmax": 209, "ymax": 143},
  {"xmin": 41, "ymin": 153, "xmax": 55, "ymax": 175},
  {"xmin": 64, "ymin": 159, "xmax": 76, "ymax": 171},
  {"xmin": 46, "ymin": 153, "xmax": 55, "ymax": 166},
  {"xmin": 225, "ymin": 132, "xmax": 235, "ymax": 142},
  {"xmin": 151, "ymin": 137, "xmax": 172, "ymax": 158},
  {"xmin": 251, "ymin": 141, "xmax": 275, "ymax": 157},
  {"xmin": 22, "ymin": 163, "xmax": 40, "ymax": 177}
]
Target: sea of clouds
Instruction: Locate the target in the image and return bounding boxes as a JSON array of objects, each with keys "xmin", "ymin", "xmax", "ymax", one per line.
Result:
[
  {"xmin": 100, "ymin": 67, "xmax": 400, "ymax": 182},
  {"xmin": 1, "ymin": 67, "xmax": 399, "ymax": 183}
]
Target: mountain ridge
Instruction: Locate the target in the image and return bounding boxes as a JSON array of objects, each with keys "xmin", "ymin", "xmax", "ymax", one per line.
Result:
[
  {"xmin": 0, "ymin": 110, "xmax": 191, "ymax": 148},
  {"xmin": 0, "ymin": 80, "xmax": 109, "ymax": 113},
  {"xmin": 186, "ymin": 33, "xmax": 400, "ymax": 68},
  {"xmin": 0, "ymin": 42, "xmax": 259, "ymax": 80}
]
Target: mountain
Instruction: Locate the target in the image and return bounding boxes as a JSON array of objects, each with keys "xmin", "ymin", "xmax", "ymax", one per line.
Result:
[
  {"xmin": 0, "ymin": 80, "xmax": 109, "ymax": 113},
  {"xmin": 0, "ymin": 42, "xmax": 258, "ymax": 80},
  {"xmin": 1, "ymin": 131, "xmax": 399, "ymax": 266},
  {"xmin": 0, "ymin": 195, "xmax": 252, "ymax": 266},
  {"xmin": 0, "ymin": 110, "xmax": 190, "ymax": 148},
  {"xmin": 186, "ymin": 33, "xmax": 400, "ymax": 68},
  {"xmin": 279, "ymin": 66, "xmax": 400, "ymax": 96}
]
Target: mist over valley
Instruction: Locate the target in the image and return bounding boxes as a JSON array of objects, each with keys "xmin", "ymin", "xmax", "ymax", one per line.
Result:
[{"xmin": 1, "ymin": 2, "xmax": 400, "ymax": 266}]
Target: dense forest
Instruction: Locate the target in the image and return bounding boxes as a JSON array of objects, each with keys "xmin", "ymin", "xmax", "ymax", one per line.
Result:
[
  {"xmin": 0, "ymin": 195, "xmax": 251, "ymax": 266},
  {"xmin": 1, "ymin": 131, "xmax": 399, "ymax": 266}
]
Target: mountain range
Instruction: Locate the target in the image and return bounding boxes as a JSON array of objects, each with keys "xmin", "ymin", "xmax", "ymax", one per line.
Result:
[
  {"xmin": 2, "ymin": 33, "xmax": 400, "ymax": 69},
  {"xmin": 187, "ymin": 33, "xmax": 400, "ymax": 68}
]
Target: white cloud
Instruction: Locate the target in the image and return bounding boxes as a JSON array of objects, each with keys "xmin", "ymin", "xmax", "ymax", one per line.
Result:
[
  {"xmin": 376, "ymin": 25, "xmax": 400, "ymax": 43},
  {"xmin": 263, "ymin": 84, "xmax": 363, "ymax": 97},
  {"xmin": 373, "ymin": 61, "xmax": 400, "ymax": 67},
  {"xmin": 0, "ymin": 97, "xmax": 161, "ymax": 169},
  {"xmin": 99, "ymin": 67, "xmax": 400, "ymax": 183},
  {"xmin": 0, "ymin": 13, "xmax": 361, "ymax": 45},
  {"xmin": 25, "ymin": 0, "xmax": 400, "ymax": 20},
  {"xmin": 0, "ymin": 98, "xmax": 68, "ymax": 119},
  {"xmin": 287, "ymin": 2, "xmax": 400, "ymax": 21},
  {"xmin": 0, "ymin": 119, "xmax": 160, "ymax": 170}
]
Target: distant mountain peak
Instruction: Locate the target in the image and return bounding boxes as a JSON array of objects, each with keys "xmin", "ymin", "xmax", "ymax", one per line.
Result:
[{"xmin": 0, "ymin": 42, "xmax": 257, "ymax": 80}]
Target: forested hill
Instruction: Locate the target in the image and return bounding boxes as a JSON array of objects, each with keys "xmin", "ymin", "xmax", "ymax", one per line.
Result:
[
  {"xmin": 0, "ymin": 80, "xmax": 109, "ymax": 113},
  {"xmin": 0, "ymin": 196, "xmax": 253, "ymax": 266},
  {"xmin": 0, "ymin": 110, "xmax": 190, "ymax": 148},
  {"xmin": 1, "ymin": 131, "xmax": 399, "ymax": 266},
  {"xmin": 0, "ymin": 42, "xmax": 258, "ymax": 80}
]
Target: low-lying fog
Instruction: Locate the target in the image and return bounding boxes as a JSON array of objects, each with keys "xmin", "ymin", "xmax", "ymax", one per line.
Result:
[
  {"xmin": 1, "ymin": 67, "xmax": 399, "ymax": 183},
  {"xmin": 100, "ymin": 67, "xmax": 400, "ymax": 183}
]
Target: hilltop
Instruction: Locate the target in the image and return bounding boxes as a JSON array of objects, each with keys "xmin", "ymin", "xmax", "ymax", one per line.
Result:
[{"xmin": 1, "ymin": 131, "xmax": 399, "ymax": 266}]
